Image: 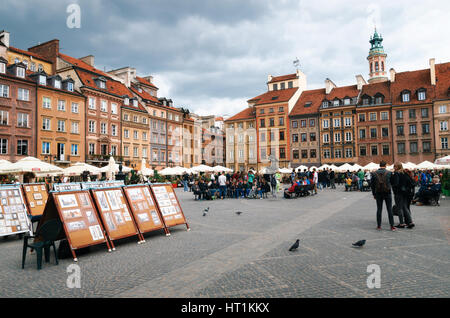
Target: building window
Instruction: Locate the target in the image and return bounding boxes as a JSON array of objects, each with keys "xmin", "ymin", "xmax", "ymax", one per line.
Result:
[
  {"xmin": 362, "ymin": 97, "xmax": 370, "ymax": 105},
  {"xmin": 70, "ymin": 102, "xmax": 79, "ymax": 113},
  {"xmin": 88, "ymin": 143, "xmax": 95, "ymax": 155},
  {"xmin": 88, "ymin": 120, "xmax": 96, "ymax": 133},
  {"xmin": 292, "ymin": 134, "xmax": 298, "ymax": 143},
  {"xmin": 323, "ymin": 119, "xmax": 329, "ymax": 128},
  {"xmin": 382, "ymin": 127, "xmax": 389, "ymax": 137},
  {"xmin": 359, "ymin": 114, "xmax": 365, "ymax": 122},
  {"xmin": 418, "ymin": 90, "xmax": 426, "ymax": 101},
  {"xmin": 382, "ymin": 144, "xmax": 389, "ymax": 155},
  {"xmin": 359, "ymin": 129, "xmax": 366, "ymax": 140},
  {"xmin": 301, "ymin": 133, "xmax": 307, "ymax": 142},
  {"xmin": 375, "ymin": 96, "xmax": 383, "ymax": 104},
  {"xmin": 111, "ymin": 103, "xmax": 118, "ymax": 114},
  {"xmin": 310, "ymin": 149, "xmax": 316, "ymax": 158},
  {"xmin": 441, "ymin": 137, "xmax": 448, "ymax": 149},
  {"xmin": 0, "ymin": 84, "xmax": 9, "ymax": 98},
  {"xmin": 100, "ymin": 123, "xmax": 107, "ymax": 134},
  {"xmin": 397, "ymin": 125, "xmax": 404, "ymax": 136},
  {"xmin": 0, "ymin": 110, "xmax": 7, "ymax": 126},
  {"xmin": 371, "ymin": 145, "xmax": 378, "ymax": 156},
  {"xmin": 134, "ymin": 130, "xmax": 138, "ymax": 139},
  {"xmin": 396, "ymin": 110, "xmax": 403, "ymax": 119},
  {"xmin": 17, "ymin": 140, "xmax": 28, "ymax": 155},
  {"xmin": 39, "ymin": 75, "xmax": 46, "ymax": 85},
  {"xmin": 280, "ymin": 83, "xmax": 285, "ymax": 90},
  {"xmin": 57, "ymin": 120, "xmax": 65, "ymax": 132},
  {"xmin": 345, "ymin": 148, "xmax": 353, "ymax": 158},
  {"xmin": 260, "ymin": 119, "xmax": 265, "ymax": 127},
  {"xmin": 67, "ymin": 82, "xmax": 74, "ymax": 92},
  {"xmin": 0, "ymin": 139, "xmax": 7, "ymax": 154},
  {"xmin": 293, "ymin": 150, "xmax": 299, "ymax": 159},
  {"xmin": 42, "ymin": 142, "xmax": 50, "ymax": 155},
  {"xmin": 123, "ymin": 114, "xmax": 129, "ymax": 121},
  {"xmin": 421, "ymin": 108, "xmax": 429, "ymax": 118},
  {"xmin": 334, "ymin": 119, "xmax": 340, "ymax": 127},
  {"xmin": 42, "ymin": 118, "xmax": 50, "ymax": 130},
  {"xmin": 439, "ymin": 105, "xmax": 447, "ymax": 114},
  {"xmin": 269, "ymin": 118, "xmax": 275, "ymax": 127},
  {"xmin": 410, "ymin": 142, "xmax": 418, "ymax": 153},
  {"xmin": 310, "ymin": 132, "xmax": 316, "ymax": 141},
  {"xmin": 402, "ymin": 92, "xmax": 410, "ymax": 102},
  {"xmin": 423, "ymin": 141, "xmax": 431, "ymax": 153},
  {"xmin": 369, "ymin": 112, "xmax": 377, "ymax": 121},
  {"xmin": 440, "ymin": 121, "xmax": 448, "ymax": 131},
  {"xmin": 279, "ymin": 117, "xmax": 284, "ymax": 126},
  {"xmin": 422, "ymin": 123, "xmax": 430, "ymax": 134},
  {"xmin": 279, "ymin": 131, "xmax": 285, "ymax": 141},
  {"xmin": 57, "ymin": 100, "xmax": 65, "ymax": 111},
  {"xmin": 89, "ymin": 97, "xmax": 96, "ymax": 109},
  {"xmin": 334, "ymin": 133, "xmax": 341, "ymax": 143},
  {"xmin": 301, "ymin": 150, "xmax": 308, "ymax": 159},
  {"xmin": 323, "ymin": 133, "xmax": 329, "ymax": 143},
  {"xmin": 133, "ymin": 147, "xmax": 139, "ymax": 157},
  {"xmin": 335, "ymin": 149, "xmax": 342, "ymax": 158},
  {"xmin": 409, "ymin": 109, "xmax": 416, "ymax": 118},
  {"xmin": 0, "ymin": 63, "xmax": 5, "ymax": 74},
  {"xmin": 273, "ymin": 84, "xmax": 278, "ymax": 91},
  {"xmin": 409, "ymin": 124, "xmax": 417, "ymax": 135},
  {"xmin": 398, "ymin": 142, "xmax": 405, "ymax": 154},
  {"xmin": 71, "ymin": 144, "xmax": 79, "ymax": 156},
  {"xmin": 322, "ymin": 101, "xmax": 329, "ymax": 108},
  {"xmin": 370, "ymin": 128, "xmax": 377, "ymax": 138},
  {"xmin": 100, "ymin": 100, "xmax": 107, "ymax": 112},
  {"xmin": 292, "ymin": 121, "xmax": 298, "ymax": 128},
  {"xmin": 381, "ymin": 112, "xmax": 388, "ymax": 120},
  {"xmin": 360, "ymin": 146, "xmax": 367, "ymax": 156},
  {"xmin": 101, "ymin": 144, "xmax": 108, "ymax": 155},
  {"xmin": 345, "ymin": 131, "xmax": 352, "ymax": 142},
  {"xmin": 344, "ymin": 117, "xmax": 351, "ymax": 127},
  {"xmin": 16, "ymin": 67, "xmax": 25, "ymax": 78},
  {"xmin": 323, "ymin": 149, "xmax": 330, "ymax": 159},
  {"xmin": 17, "ymin": 113, "xmax": 29, "ymax": 128},
  {"xmin": 18, "ymin": 88, "xmax": 29, "ymax": 101},
  {"xmin": 71, "ymin": 122, "xmax": 79, "ymax": 134}
]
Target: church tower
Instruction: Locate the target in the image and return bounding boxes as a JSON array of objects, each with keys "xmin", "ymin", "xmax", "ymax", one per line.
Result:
[{"xmin": 367, "ymin": 28, "xmax": 388, "ymax": 83}]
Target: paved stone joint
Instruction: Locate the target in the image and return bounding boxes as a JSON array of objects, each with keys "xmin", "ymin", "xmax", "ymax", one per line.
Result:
[{"xmin": 0, "ymin": 186, "xmax": 448, "ymax": 298}]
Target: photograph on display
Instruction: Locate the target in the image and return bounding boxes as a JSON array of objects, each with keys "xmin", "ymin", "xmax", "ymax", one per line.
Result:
[
  {"xmin": 137, "ymin": 202, "xmax": 144, "ymax": 211},
  {"xmin": 78, "ymin": 193, "xmax": 90, "ymax": 207},
  {"xmin": 33, "ymin": 192, "xmax": 43, "ymax": 200},
  {"xmin": 142, "ymin": 201, "xmax": 149, "ymax": 210},
  {"xmin": 168, "ymin": 192, "xmax": 175, "ymax": 199},
  {"xmin": 0, "ymin": 191, "xmax": 6, "ymax": 197},
  {"xmin": 89, "ymin": 225, "xmax": 104, "ymax": 241},
  {"xmin": 41, "ymin": 185, "xmax": 46, "ymax": 191},
  {"xmin": 137, "ymin": 213, "xmax": 150, "ymax": 223},
  {"xmin": 62, "ymin": 209, "xmax": 82, "ymax": 219},
  {"xmin": 104, "ymin": 212, "xmax": 116, "ymax": 231},
  {"xmin": 66, "ymin": 220, "xmax": 87, "ymax": 232},
  {"xmin": 36, "ymin": 200, "xmax": 43, "ymax": 206},
  {"xmin": 106, "ymin": 191, "xmax": 120, "ymax": 211},
  {"xmin": 150, "ymin": 211, "xmax": 161, "ymax": 225},
  {"xmin": 1, "ymin": 198, "xmax": 6, "ymax": 205},
  {"xmin": 95, "ymin": 191, "xmax": 110, "ymax": 211},
  {"xmin": 143, "ymin": 187, "xmax": 151, "ymax": 197},
  {"xmin": 58, "ymin": 194, "xmax": 78, "ymax": 209},
  {"xmin": 30, "ymin": 202, "xmax": 35, "ymax": 208},
  {"xmin": 127, "ymin": 188, "xmax": 144, "ymax": 201},
  {"xmin": 13, "ymin": 190, "xmax": 19, "ymax": 196},
  {"xmin": 85, "ymin": 210, "xmax": 96, "ymax": 224},
  {"xmin": 113, "ymin": 211, "xmax": 125, "ymax": 225},
  {"xmin": 32, "ymin": 186, "xmax": 38, "ymax": 192},
  {"xmin": 123, "ymin": 211, "xmax": 132, "ymax": 222},
  {"xmin": 25, "ymin": 186, "xmax": 31, "ymax": 192}
]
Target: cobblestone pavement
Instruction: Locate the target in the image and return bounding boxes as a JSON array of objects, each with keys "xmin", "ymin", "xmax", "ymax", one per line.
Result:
[{"xmin": 0, "ymin": 185, "xmax": 449, "ymax": 297}]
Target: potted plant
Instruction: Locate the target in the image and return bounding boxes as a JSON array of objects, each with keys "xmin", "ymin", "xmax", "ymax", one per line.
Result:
[{"xmin": 441, "ymin": 169, "xmax": 450, "ymax": 196}]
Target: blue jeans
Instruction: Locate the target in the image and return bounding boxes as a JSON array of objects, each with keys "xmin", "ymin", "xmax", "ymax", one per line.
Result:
[
  {"xmin": 183, "ymin": 180, "xmax": 188, "ymax": 191},
  {"xmin": 219, "ymin": 185, "xmax": 226, "ymax": 199}
]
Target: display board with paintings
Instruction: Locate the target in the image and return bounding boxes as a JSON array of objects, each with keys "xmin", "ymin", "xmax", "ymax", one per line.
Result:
[
  {"xmin": 53, "ymin": 183, "xmax": 82, "ymax": 192},
  {"xmin": 91, "ymin": 187, "xmax": 142, "ymax": 246},
  {"xmin": 122, "ymin": 185, "xmax": 167, "ymax": 236},
  {"xmin": 22, "ymin": 183, "xmax": 48, "ymax": 217},
  {"xmin": 150, "ymin": 183, "xmax": 189, "ymax": 231},
  {"xmin": 81, "ymin": 181, "xmax": 125, "ymax": 190},
  {"xmin": 42, "ymin": 190, "xmax": 111, "ymax": 261},
  {"xmin": 0, "ymin": 186, "xmax": 32, "ymax": 237}
]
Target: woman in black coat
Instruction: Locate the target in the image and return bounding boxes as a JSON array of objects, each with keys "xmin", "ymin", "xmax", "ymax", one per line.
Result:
[{"xmin": 391, "ymin": 163, "xmax": 415, "ymax": 229}]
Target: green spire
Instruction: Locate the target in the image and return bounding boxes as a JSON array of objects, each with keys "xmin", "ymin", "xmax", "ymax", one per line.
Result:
[{"xmin": 369, "ymin": 28, "xmax": 384, "ymax": 55}]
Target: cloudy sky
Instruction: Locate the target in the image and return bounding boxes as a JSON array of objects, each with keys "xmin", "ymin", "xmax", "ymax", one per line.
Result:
[{"xmin": 2, "ymin": 0, "xmax": 449, "ymax": 117}]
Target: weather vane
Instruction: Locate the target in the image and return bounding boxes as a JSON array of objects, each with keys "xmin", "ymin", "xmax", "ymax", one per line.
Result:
[{"xmin": 293, "ymin": 57, "xmax": 300, "ymax": 69}]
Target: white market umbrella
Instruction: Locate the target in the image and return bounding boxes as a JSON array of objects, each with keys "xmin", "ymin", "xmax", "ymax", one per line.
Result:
[
  {"xmin": 159, "ymin": 167, "xmax": 181, "ymax": 176},
  {"xmin": 435, "ymin": 155, "xmax": 450, "ymax": 165},
  {"xmin": 191, "ymin": 164, "xmax": 214, "ymax": 173},
  {"xmin": 318, "ymin": 164, "xmax": 330, "ymax": 170},
  {"xmin": 99, "ymin": 157, "xmax": 132, "ymax": 174},
  {"xmin": 278, "ymin": 168, "xmax": 292, "ymax": 174},
  {"xmin": 337, "ymin": 163, "xmax": 354, "ymax": 173},
  {"xmin": 329, "ymin": 164, "xmax": 339, "ymax": 171},
  {"xmin": 0, "ymin": 160, "xmax": 13, "ymax": 174},
  {"xmin": 309, "ymin": 165, "xmax": 319, "ymax": 171},
  {"xmin": 3, "ymin": 156, "xmax": 63, "ymax": 174},
  {"xmin": 139, "ymin": 159, "xmax": 154, "ymax": 177},
  {"xmin": 363, "ymin": 162, "xmax": 380, "ymax": 171},
  {"xmin": 416, "ymin": 160, "xmax": 436, "ymax": 170},
  {"xmin": 294, "ymin": 165, "xmax": 308, "ymax": 172},
  {"xmin": 403, "ymin": 162, "xmax": 417, "ymax": 170},
  {"xmin": 212, "ymin": 165, "xmax": 233, "ymax": 173},
  {"xmin": 352, "ymin": 164, "xmax": 364, "ymax": 171},
  {"xmin": 63, "ymin": 162, "xmax": 101, "ymax": 176}
]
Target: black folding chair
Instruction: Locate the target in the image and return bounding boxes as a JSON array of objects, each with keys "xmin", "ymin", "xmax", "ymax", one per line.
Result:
[{"xmin": 22, "ymin": 219, "xmax": 63, "ymax": 270}]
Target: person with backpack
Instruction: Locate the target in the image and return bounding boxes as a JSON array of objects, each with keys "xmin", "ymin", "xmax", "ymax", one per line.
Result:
[{"xmin": 371, "ymin": 160, "xmax": 396, "ymax": 231}]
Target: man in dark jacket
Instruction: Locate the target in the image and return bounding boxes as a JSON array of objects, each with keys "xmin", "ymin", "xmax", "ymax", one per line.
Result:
[{"xmin": 371, "ymin": 161, "xmax": 396, "ymax": 231}]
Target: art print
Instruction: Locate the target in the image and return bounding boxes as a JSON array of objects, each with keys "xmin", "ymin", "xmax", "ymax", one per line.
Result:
[
  {"xmin": 67, "ymin": 220, "xmax": 86, "ymax": 232},
  {"xmin": 58, "ymin": 194, "xmax": 78, "ymax": 208},
  {"xmin": 95, "ymin": 191, "xmax": 110, "ymax": 212},
  {"xmin": 137, "ymin": 213, "xmax": 149, "ymax": 222},
  {"xmin": 89, "ymin": 225, "xmax": 104, "ymax": 241},
  {"xmin": 106, "ymin": 190, "xmax": 120, "ymax": 210}
]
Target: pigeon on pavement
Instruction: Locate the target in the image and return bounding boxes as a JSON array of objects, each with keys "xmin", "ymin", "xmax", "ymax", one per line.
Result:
[
  {"xmin": 235, "ymin": 211, "xmax": 243, "ymax": 215},
  {"xmin": 289, "ymin": 239, "xmax": 300, "ymax": 251},
  {"xmin": 352, "ymin": 240, "xmax": 366, "ymax": 247}
]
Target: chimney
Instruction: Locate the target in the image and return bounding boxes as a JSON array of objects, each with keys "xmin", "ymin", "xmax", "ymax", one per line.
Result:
[
  {"xmin": 389, "ymin": 68, "xmax": 396, "ymax": 83},
  {"xmin": 325, "ymin": 78, "xmax": 336, "ymax": 94},
  {"xmin": 28, "ymin": 39, "xmax": 59, "ymax": 74},
  {"xmin": 267, "ymin": 74, "xmax": 273, "ymax": 82},
  {"xmin": 143, "ymin": 76, "xmax": 153, "ymax": 84},
  {"xmin": 355, "ymin": 75, "xmax": 367, "ymax": 90},
  {"xmin": 429, "ymin": 58, "xmax": 436, "ymax": 85},
  {"xmin": 79, "ymin": 55, "xmax": 94, "ymax": 67},
  {"xmin": 0, "ymin": 30, "xmax": 10, "ymax": 48}
]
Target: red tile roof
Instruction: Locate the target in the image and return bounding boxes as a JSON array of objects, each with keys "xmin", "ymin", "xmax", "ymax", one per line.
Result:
[
  {"xmin": 9, "ymin": 46, "xmax": 53, "ymax": 64},
  {"xmin": 130, "ymin": 85, "xmax": 160, "ymax": 104},
  {"xmin": 248, "ymin": 87, "xmax": 298, "ymax": 106},
  {"xmin": 326, "ymin": 84, "xmax": 359, "ymax": 100},
  {"xmin": 58, "ymin": 53, "xmax": 111, "ymax": 78},
  {"xmin": 360, "ymin": 81, "xmax": 391, "ymax": 101},
  {"xmin": 391, "ymin": 68, "xmax": 435, "ymax": 105},
  {"xmin": 225, "ymin": 107, "xmax": 256, "ymax": 122},
  {"xmin": 135, "ymin": 76, "xmax": 157, "ymax": 89},
  {"xmin": 268, "ymin": 73, "xmax": 297, "ymax": 83},
  {"xmin": 435, "ymin": 62, "xmax": 450, "ymax": 100},
  {"xmin": 290, "ymin": 88, "xmax": 325, "ymax": 116}
]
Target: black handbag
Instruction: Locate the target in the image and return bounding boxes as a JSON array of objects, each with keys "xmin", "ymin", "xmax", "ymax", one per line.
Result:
[{"xmin": 392, "ymin": 204, "xmax": 400, "ymax": 216}]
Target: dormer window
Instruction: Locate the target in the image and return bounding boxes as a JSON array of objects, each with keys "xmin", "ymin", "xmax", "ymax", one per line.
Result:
[
  {"xmin": 273, "ymin": 84, "xmax": 278, "ymax": 91},
  {"xmin": 133, "ymin": 99, "xmax": 138, "ymax": 107},
  {"xmin": 38, "ymin": 64, "xmax": 43, "ymax": 72},
  {"xmin": 402, "ymin": 91, "xmax": 410, "ymax": 102},
  {"xmin": 54, "ymin": 80, "xmax": 61, "ymax": 89},
  {"xmin": 322, "ymin": 101, "xmax": 329, "ymax": 108},
  {"xmin": 23, "ymin": 61, "xmax": 28, "ymax": 69},
  {"xmin": 124, "ymin": 97, "xmax": 129, "ymax": 105},
  {"xmin": 304, "ymin": 102, "xmax": 312, "ymax": 108},
  {"xmin": 344, "ymin": 98, "xmax": 350, "ymax": 105},
  {"xmin": 67, "ymin": 82, "xmax": 74, "ymax": 92},
  {"xmin": 417, "ymin": 89, "xmax": 426, "ymax": 101},
  {"xmin": 30, "ymin": 63, "xmax": 36, "ymax": 72},
  {"xmin": 280, "ymin": 82, "xmax": 285, "ymax": 90},
  {"xmin": 0, "ymin": 62, "xmax": 5, "ymax": 74},
  {"xmin": 288, "ymin": 81, "xmax": 293, "ymax": 89},
  {"xmin": 333, "ymin": 99, "xmax": 339, "ymax": 106},
  {"xmin": 39, "ymin": 75, "xmax": 46, "ymax": 85},
  {"xmin": 99, "ymin": 81, "xmax": 106, "ymax": 89},
  {"xmin": 375, "ymin": 94, "xmax": 384, "ymax": 104},
  {"xmin": 362, "ymin": 97, "xmax": 370, "ymax": 105},
  {"xmin": 16, "ymin": 67, "xmax": 25, "ymax": 78}
]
